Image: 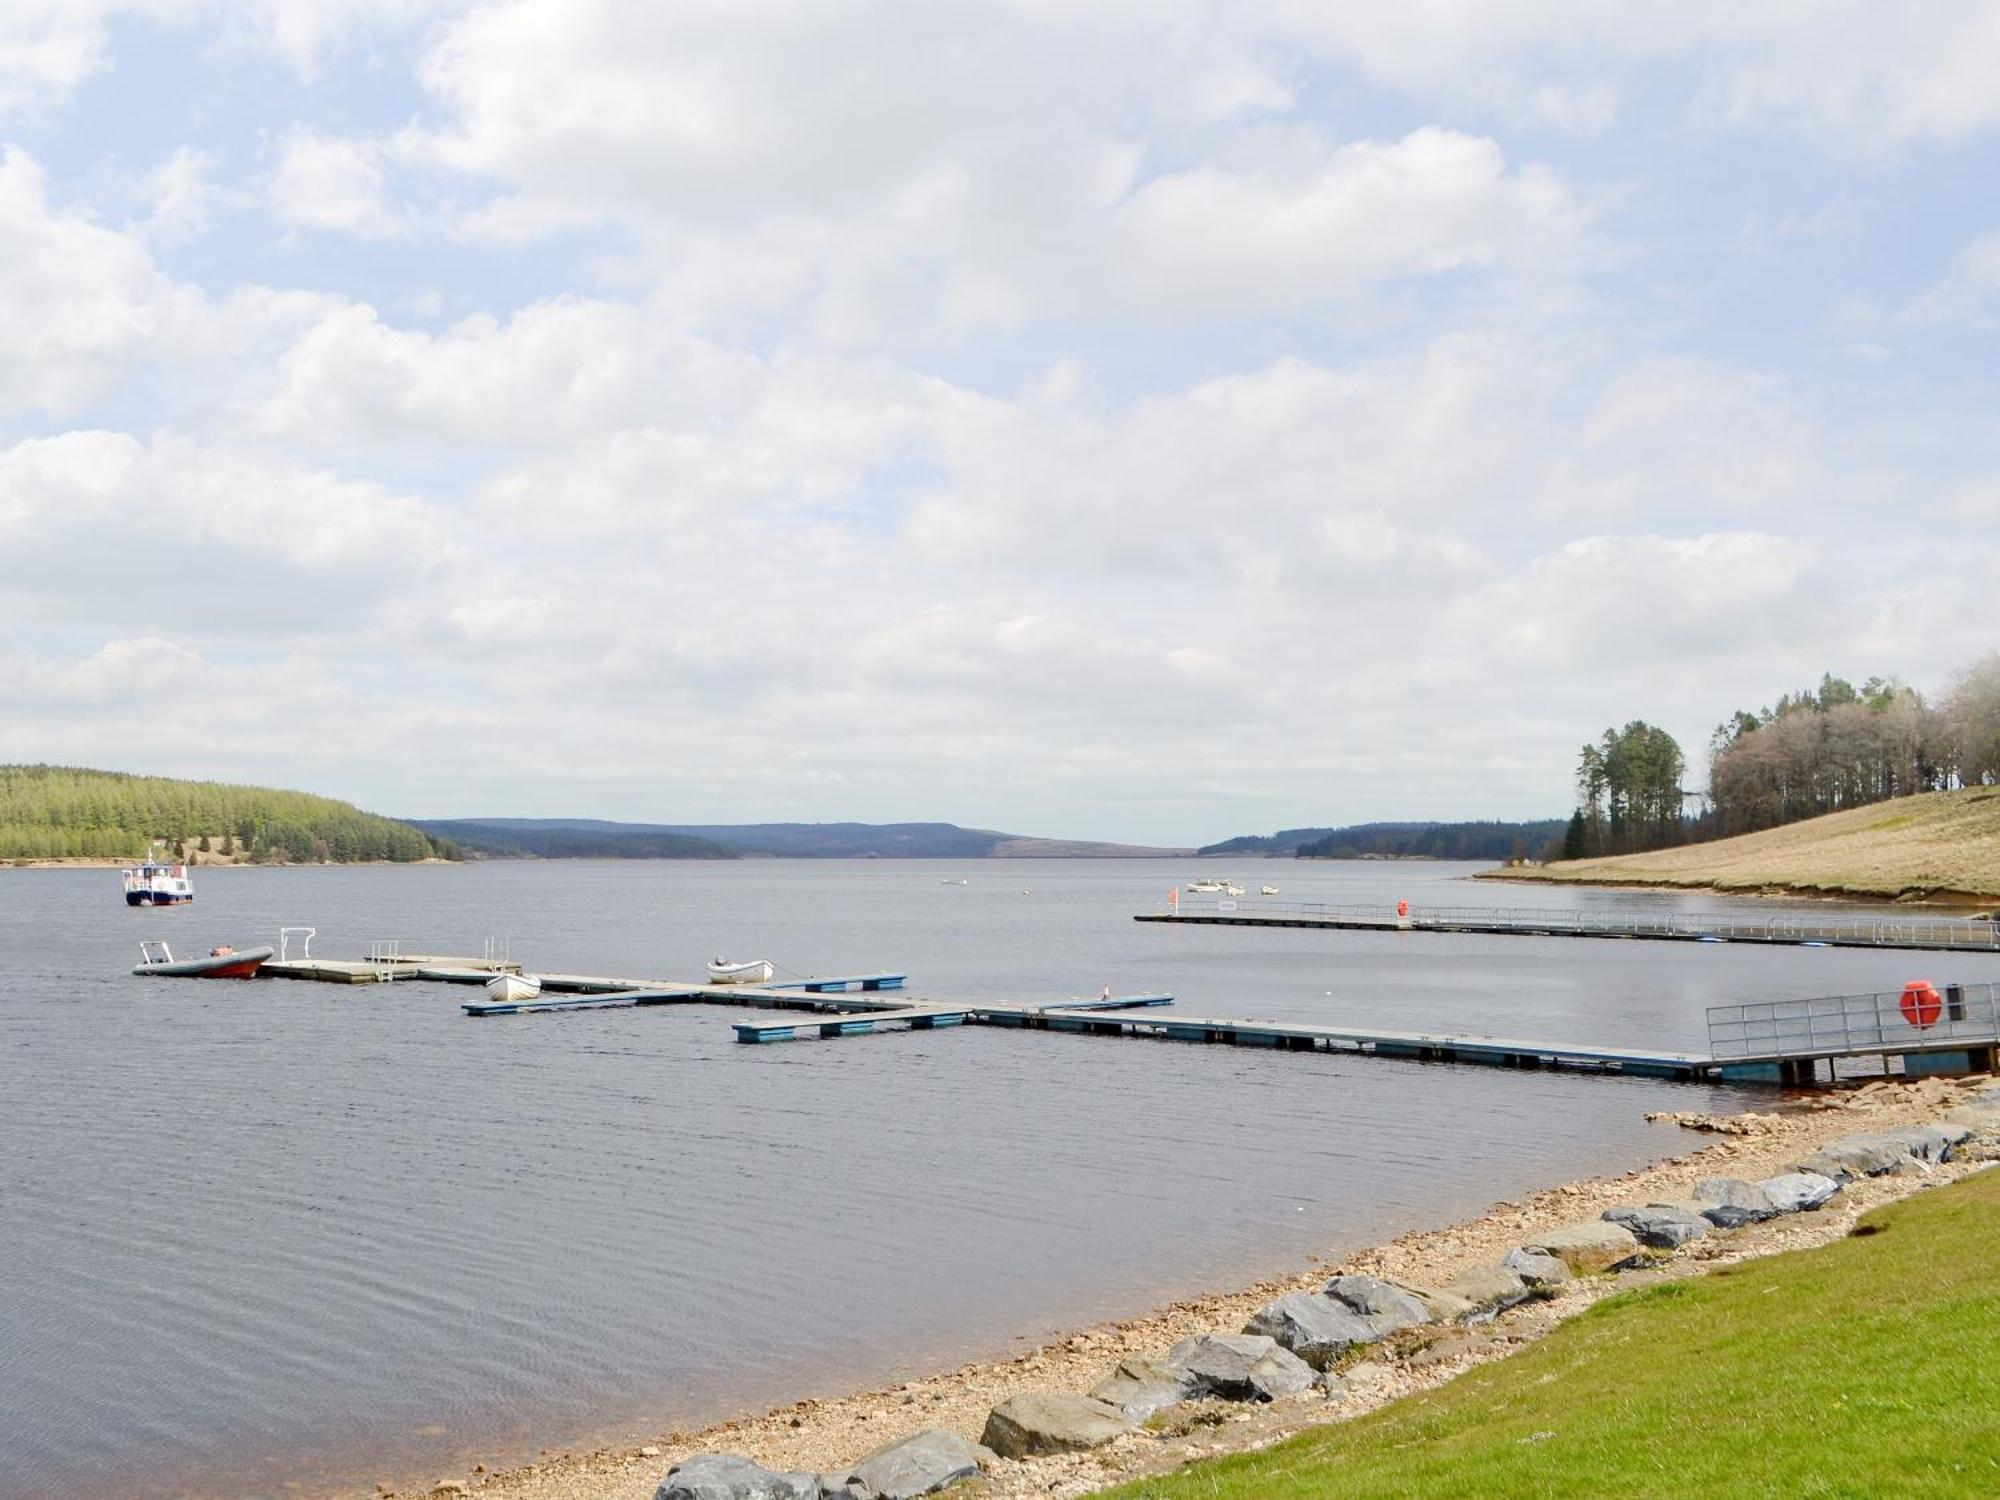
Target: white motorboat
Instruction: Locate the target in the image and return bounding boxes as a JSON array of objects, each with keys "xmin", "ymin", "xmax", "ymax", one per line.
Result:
[
  {"xmin": 484, "ymin": 971, "xmax": 542, "ymax": 1004},
  {"xmin": 1221, "ymin": 883, "xmax": 1246, "ymax": 897},
  {"xmin": 122, "ymin": 859, "xmax": 193, "ymax": 906},
  {"xmin": 1261, "ymin": 885, "xmax": 1280, "ymax": 896},
  {"xmin": 1185, "ymin": 879, "xmax": 1226, "ymax": 893},
  {"xmin": 707, "ymin": 957, "xmax": 775, "ymax": 986}
]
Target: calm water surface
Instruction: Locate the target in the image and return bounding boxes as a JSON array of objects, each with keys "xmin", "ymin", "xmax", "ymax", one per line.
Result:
[{"xmin": 5, "ymin": 859, "xmax": 1995, "ymax": 1498}]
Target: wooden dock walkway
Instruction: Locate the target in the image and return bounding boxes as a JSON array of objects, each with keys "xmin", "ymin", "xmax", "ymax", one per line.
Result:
[{"xmin": 1137, "ymin": 899, "xmax": 2000, "ymax": 953}]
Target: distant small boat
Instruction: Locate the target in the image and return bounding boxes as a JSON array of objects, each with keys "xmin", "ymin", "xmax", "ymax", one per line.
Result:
[
  {"xmin": 484, "ymin": 971, "xmax": 542, "ymax": 1004},
  {"xmin": 707, "ymin": 957, "xmax": 775, "ymax": 986},
  {"xmin": 1186, "ymin": 879, "xmax": 1226, "ymax": 893},
  {"xmin": 940, "ymin": 878, "xmax": 968, "ymax": 885},
  {"xmin": 1222, "ymin": 883, "xmax": 1246, "ymax": 897},
  {"xmin": 133, "ymin": 941, "xmax": 272, "ymax": 979},
  {"xmin": 1261, "ymin": 885, "xmax": 1280, "ymax": 896},
  {"xmin": 122, "ymin": 860, "xmax": 193, "ymax": 906}
]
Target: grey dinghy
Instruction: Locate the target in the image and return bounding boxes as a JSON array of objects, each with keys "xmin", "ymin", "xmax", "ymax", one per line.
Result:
[{"xmin": 133, "ymin": 942, "xmax": 275, "ymax": 979}]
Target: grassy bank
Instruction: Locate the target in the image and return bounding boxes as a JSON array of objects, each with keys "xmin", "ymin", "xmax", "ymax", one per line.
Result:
[
  {"xmin": 1481, "ymin": 785, "xmax": 2000, "ymax": 903},
  {"xmin": 1100, "ymin": 1168, "xmax": 2000, "ymax": 1499}
]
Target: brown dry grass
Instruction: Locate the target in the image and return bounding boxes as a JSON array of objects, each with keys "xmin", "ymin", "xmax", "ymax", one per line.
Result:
[{"xmin": 1484, "ymin": 785, "xmax": 2000, "ymax": 902}]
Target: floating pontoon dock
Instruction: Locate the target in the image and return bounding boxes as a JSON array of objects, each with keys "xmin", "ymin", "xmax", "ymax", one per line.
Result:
[
  {"xmin": 1137, "ymin": 899, "xmax": 2000, "ymax": 952},
  {"xmin": 246, "ymin": 940, "xmax": 2000, "ymax": 1087}
]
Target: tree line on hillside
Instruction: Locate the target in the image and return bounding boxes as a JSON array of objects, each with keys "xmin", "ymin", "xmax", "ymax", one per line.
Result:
[
  {"xmin": 1296, "ymin": 820, "xmax": 1567, "ymax": 861},
  {"xmin": 409, "ymin": 820, "xmax": 738, "ymax": 860},
  {"xmin": 1199, "ymin": 820, "xmax": 1565, "ymax": 860},
  {"xmin": 1561, "ymin": 649, "xmax": 2000, "ymax": 858},
  {"xmin": 0, "ymin": 765, "xmax": 456, "ymax": 863}
]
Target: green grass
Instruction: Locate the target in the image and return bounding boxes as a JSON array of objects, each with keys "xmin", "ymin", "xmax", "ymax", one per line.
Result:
[{"xmin": 1097, "ymin": 1171, "xmax": 2000, "ymax": 1499}]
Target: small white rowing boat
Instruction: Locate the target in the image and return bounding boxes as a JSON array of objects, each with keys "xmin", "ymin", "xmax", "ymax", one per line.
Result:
[
  {"xmin": 1261, "ymin": 885, "xmax": 1279, "ymax": 896},
  {"xmin": 485, "ymin": 971, "xmax": 542, "ymax": 1004},
  {"xmin": 707, "ymin": 957, "xmax": 775, "ymax": 986}
]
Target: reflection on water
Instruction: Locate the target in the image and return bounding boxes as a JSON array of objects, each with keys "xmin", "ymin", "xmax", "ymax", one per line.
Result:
[{"xmin": 4, "ymin": 860, "xmax": 1993, "ymax": 1497}]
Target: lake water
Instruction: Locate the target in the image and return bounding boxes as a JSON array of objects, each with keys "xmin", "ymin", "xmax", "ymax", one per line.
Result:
[{"xmin": 6, "ymin": 859, "xmax": 1995, "ymax": 1498}]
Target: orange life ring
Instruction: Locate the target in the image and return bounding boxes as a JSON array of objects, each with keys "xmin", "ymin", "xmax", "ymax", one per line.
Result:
[
  {"xmin": 1396, "ymin": 900, "xmax": 1410, "ymax": 919},
  {"xmin": 1899, "ymin": 980, "xmax": 1942, "ymax": 1030}
]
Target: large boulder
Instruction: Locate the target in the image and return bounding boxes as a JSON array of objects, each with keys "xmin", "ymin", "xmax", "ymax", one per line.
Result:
[
  {"xmin": 1795, "ymin": 1135, "xmax": 1910, "ymax": 1179},
  {"xmin": 1517, "ymin": 1220, "xmax": 1641, "ymax": 1273},
  {"xmin": 1757, "ymin": 1172, "xmax": 1841, "ymax": 1214},
  {"xmin": 1693, "ymin": 1178, "xmax": 1781, "ymax": 1228},
  {"xmin": 1801, "ymin": 1125, "xmax": 1968, "ymax": 1180},
  {"xmin": 979, "ymin": 1392, "xmax": 1134, "ymax": 1459},
  {"xmin": 1602, "ymin": 1204, "xmax": 1709, "ymax": 1249},
  {"xmin": 1499, "ymin": 1248, "xmax": 1569, "ymax": 1288},
  {"xmin": 655, "ymin": 1455, "xmax": 821, "ymax": 1500},
  {"xmin": 1242, "ymin": 1292, "xmax": 1388, "ymax": 1369},
  {"xmin": 1400, "ymin": 1284, "xmax": 1477, "ymax": 1323},
  {"xmin": 1243, "ymin": 1275, "xmax": 1431, "ymax": 1367},
  {"xmin": 1162, "ymin": 1333, "xmax": 1315, "ymax": 1402},
  {"xmin": 1325, "ymin": 1276, "xmax": 1433, "ymax": 1329},
  {"xmin": 1089, "ymin": 1356, "xmax": 1195, "ymax": 1422},
  {"xmin": 827, "ymin": 1429, "xmax": 993, "ymax": 1500},
  {"xmin": 1437, "ymin": 1265, "xmax": 1529, "ymax": 1314}
]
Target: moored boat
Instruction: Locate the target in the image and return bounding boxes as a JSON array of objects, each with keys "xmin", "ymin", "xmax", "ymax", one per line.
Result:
[
  {"xmin": 132, "ymin": 941, "xmax": 272, "ymax": 979},
  {"xmin": 484, "ymin": 971, "xmax": 543, "ymax": 1004},
  {"xmin": 1261, "ymin": 885, "xmax": 1279, "ymax": 896},
  {"xmin": 122, "ymin": 860, "xmax": 193, "ymax": 906},
  {"xmin": 707, "ymin": 957, "xmax": 775, "ymax": 985}
]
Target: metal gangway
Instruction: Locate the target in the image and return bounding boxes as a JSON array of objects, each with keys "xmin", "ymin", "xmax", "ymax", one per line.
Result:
[{"xmin": 1706, "ymin": 980, "xmax": 2000, "ymax": 1081}]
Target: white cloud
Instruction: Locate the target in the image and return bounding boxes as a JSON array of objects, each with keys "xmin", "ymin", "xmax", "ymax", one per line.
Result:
[
  {"xmin": 0, "ymin": 147, "xmax": 199, "ymax": 414},
  {"xmin": 130, "ymin": 146, "xmax": 236, "ymax": 246},
  {"xmin": 1273, "ymin": 3, "xmax": 2000, "ymax": 153},
  {"xmin": 1536, "ymin": 357, "xmax": 1818, "ymax": 521},
  {"xmin": 1115, "ymin": 127, "xmax": 1592, "ymax": 312},
  {"xmin": 269, "ymin": 130, "xmax": 402, "ymax": 237},
  {"xmin": 1902, "ymin": 229, "xmax": 2000, "ymax": 327}
]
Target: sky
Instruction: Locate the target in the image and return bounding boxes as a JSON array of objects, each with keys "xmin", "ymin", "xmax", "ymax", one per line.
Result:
[{"xmin": 2, "ymin": 2, "xmax": 1998, "ymax": 845}]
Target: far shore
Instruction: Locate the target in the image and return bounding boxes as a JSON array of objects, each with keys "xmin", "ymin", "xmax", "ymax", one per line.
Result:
[
  {"xmin": 354, "ymin": 1075, "xmax": 1991, "ymax": 1500},
  {"xmin": 4, "ymin": 855, "xmax": 459, "ymax": 870},
  {"xmin": 1475, "ymin": 866, "xmax": 2000, "ymax": 909}
]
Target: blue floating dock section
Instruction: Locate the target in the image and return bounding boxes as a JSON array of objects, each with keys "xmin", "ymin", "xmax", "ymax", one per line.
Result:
[
  {"xmin": 758, "ymin": 973, "xmax": 905, "ymax": 993},
  {"xmin": 459, "ymin": 972, "xmax": 908, "ymax": 1017},
  {"xmin": 731, "ymin": 993, "xmax": 1176, "ymax": 1044}
]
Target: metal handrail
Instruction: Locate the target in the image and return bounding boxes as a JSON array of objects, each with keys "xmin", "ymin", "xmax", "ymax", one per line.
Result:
[{"xmin": 1707, "ymin": 981, "xmax": 2000, "ymax": 1060}]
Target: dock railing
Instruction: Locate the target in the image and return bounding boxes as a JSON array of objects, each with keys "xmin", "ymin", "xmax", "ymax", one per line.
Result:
[
  {"xmin": 1707, "ymin": 981, "xmax": 2000, "ymax": 1062},
  {"xmin": 1155, "ymin": 897, "xmax": 2000, "ymax": 950}
]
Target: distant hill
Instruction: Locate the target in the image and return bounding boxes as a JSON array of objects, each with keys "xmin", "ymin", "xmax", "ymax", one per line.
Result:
[
  {"xmin": 409, "ymin": 817, "xmax": 1190, "ymax": 859},
  {"xmin": 1201, "ymin": 819, "xmax": 1566, "ymax": 861},
  {"xmin": 1481, "ymin": 787, "xmax": 2000, "ymax": 902},
  {"xmin": 405, "ymin": 819, "xmax": 738, "ymax": 860},
  {"xmin": 1, "ymin": 765, "xmax": 454, "ymax": 863}
]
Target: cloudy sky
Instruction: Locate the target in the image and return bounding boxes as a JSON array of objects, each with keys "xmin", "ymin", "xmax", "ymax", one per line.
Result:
[{"xmin": 2, "ymin": 3, "xmax": 1996, "ymax": 843}]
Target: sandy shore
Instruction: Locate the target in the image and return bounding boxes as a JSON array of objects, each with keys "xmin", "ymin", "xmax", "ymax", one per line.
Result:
[{"xmin": 386, "ymin": 1073, "xmax": 1995, "ymax": 1500}]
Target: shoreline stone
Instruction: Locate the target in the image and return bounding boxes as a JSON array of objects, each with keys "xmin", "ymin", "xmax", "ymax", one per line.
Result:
[
  {"xmin": 825, "ymin": 1428, "xmax": 993, "ymax": 1499},
  {"xmin": 1602, "ymin": 1204, "xmax": 1709, "ymax": 1249},
  {"xmin": 1162, "ymin": 1333, "xmax": 1314, "ymax": 1402},
  {"xmin": 654, "ymin": 1454, "xmax": 821, "ymax": 1500},
  {"xmin": 1517, "ymin": 1219, "xmax": 1641, "ymax": 1273},
  {"xmin": 979, "ymin": 1393, "xmax": 1134, "ymax": 1459}
]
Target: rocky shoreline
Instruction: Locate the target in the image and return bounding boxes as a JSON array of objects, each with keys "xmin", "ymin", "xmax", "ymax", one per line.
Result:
[{"xmin": 377, "ymin": 1073, "xmax": 2000, "ymax": 1500}]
